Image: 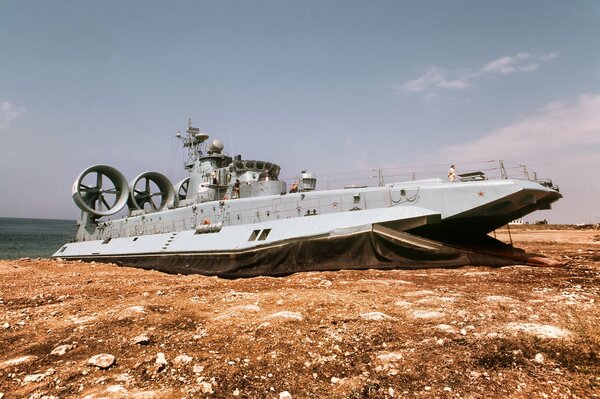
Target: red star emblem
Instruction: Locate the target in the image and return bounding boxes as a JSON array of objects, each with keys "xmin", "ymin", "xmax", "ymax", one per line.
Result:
[{"xmin": 478, "ymin": 191, "xmax": 485, "ymax": 197}]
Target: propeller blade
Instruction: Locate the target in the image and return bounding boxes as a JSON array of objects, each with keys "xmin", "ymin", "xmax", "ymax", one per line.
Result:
[{"xmin": 84, "ymin": 193, "xmax": 99, "ymax": 206}]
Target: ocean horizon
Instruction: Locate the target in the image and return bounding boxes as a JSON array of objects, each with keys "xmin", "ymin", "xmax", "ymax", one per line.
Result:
[{"xmin": 0, "ymin": 217, "xmax": 77, "ymax": 260}]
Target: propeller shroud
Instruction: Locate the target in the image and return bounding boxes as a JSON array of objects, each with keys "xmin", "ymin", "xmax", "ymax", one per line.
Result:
[
  {"xmin": 128, "ymin": 171, "xmax": 176, "ymax": 212},
  {"xmin": 72, "ymin": 165, "xmax": 130, "ymax": 217}
]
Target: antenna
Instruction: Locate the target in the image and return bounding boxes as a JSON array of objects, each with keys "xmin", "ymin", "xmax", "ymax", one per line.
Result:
[
  {"xmin": 177, "ymin": 118, "xmax": 209, "ymax": 170},
  {"xmin": 371, "ymin": 169, "xmax": 384, "ymax": 186},
  {"xmin": 499, "ymin": 159, "xmax": 507, "ymax": 179}
]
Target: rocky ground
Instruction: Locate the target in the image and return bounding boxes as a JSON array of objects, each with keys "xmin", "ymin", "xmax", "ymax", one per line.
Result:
[{"xmin": 1, "ymin": 226, "xmax": 599, "ymax": 399}]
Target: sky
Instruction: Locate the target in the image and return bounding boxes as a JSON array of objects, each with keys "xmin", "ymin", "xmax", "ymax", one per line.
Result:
[{"xmin": 0, "ymin": 0, "xmax": 599, "ymax": 223}]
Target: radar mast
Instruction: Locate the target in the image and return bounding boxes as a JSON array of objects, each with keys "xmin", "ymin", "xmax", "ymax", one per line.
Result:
[{"xmin": 179, "ymin": 118, "xmax": 209, "ymax": 170}]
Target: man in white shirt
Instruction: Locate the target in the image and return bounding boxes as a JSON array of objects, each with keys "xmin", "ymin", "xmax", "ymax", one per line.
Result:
[{"xmin": 448, "ymin": 164, "xmax": 456, "ymax": 182}]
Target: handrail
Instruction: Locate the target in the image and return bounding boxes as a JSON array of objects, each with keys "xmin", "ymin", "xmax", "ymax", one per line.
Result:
[{"xmin": 281, "ymin": 159, "xmax": 546, "ymax": 189}]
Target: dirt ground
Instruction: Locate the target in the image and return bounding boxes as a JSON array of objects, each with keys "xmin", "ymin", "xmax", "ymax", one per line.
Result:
[{"xmin": 1, "ymin": 226, "xmax": 599, "ymax": 399}]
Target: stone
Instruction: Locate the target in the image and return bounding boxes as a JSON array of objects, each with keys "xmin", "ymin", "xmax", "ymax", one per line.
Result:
[
  {"xmin": 1, "ymin": 323, "xmax": 9, "ymax": 330},
  {"xmin": 193, "ymin": 364, "xmax": 205, "ymax": 374},
  {"xmin": 505, "ymin": 322, "xmax": 570, "ymax": 339},
  {"xmin": 279, "ymin": 391, "xmax": 292, "ymax": 399},
  {"xmin": 265, "ymin": 311, "xmax": 303, "ymax": 321},
  {"xmin": 199, "ymin": 381, "xmax": 213, "ymax": 394},
  {"xmin": 156, "ymin": 352, "xmax": 168, "ymax": 371},
  {"xmin": 87, "ymin": 354, "xmax": 116, "ymax": 369},
  {"xmin": 23, "ymin": 373, "xmax": 46, "ymax": 383},
  {"xmin": 131, "ymin": 334, "xmax": 150, "ymax": 345},
  {"xmin": 534, "ymin": 353, "xmax": 545, "ymax": 364},
  {"xmin": 318, "ymin": 279, "xmax": 332, "ymax": 288},
  {"xmin": 233, "ymin": 388, "xmax": 240, "ymax": 396},
  {"xmin": 412, "ymin": 310, "xmax": 444, "ymax": 319},
  {"xmin": 331, "ymin": 377, "xmax": 340, "ymax": 384},
  {"xmin": 377, "ymin": 352, "xmax": 403, "ymax": 363},
  {"xmin": 51, "ymin": 344, "xmax": 74, "ymax": 356},
  {"xmin": 360, "ymin": 312, "xmax": 393, "ymax": 320},
  {"xmin": 174, "ymin": 355, "xmax": 193, "ymax": 365}
]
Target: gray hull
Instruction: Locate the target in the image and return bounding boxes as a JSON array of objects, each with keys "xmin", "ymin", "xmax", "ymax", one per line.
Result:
[{"xmin": 55, "ymin": 178, "xmax": 561, "ymax": 277}]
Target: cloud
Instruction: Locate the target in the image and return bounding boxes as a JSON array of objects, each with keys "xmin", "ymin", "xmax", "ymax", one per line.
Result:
[
  {"xmin": 400, "ymin": 66, "xmax": 470, "ymax": 93},
  {"xmin": 482, "ymin": 53, "xmax": 542, "ymax": 74},
  {"xmin": 0, "ymin": 100, "xmax": 25, "ymax": 130},
  {"xmin": 438, "ymin": 93, "xmax": 600, "ymax": 161},
  {"xmin": 541, "ymin": 52, "xmax": 560, "ymax": 63},
  {"xmin": 435, "ymin": 93, "xmax": 600, "ymax": 223},
  {"xmin": 399, "ymin": 52, "xmax": 559, "ymax": 95}
]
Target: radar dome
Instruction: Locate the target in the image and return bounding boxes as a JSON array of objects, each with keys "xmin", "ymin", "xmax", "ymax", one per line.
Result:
[{"xmin": 208, "ymin": 139, "xmax": 224, "ymax": 153}]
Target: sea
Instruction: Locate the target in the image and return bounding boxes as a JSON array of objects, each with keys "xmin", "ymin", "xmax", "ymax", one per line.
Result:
[{"xmin": 0, "ymin": 217, "xmax": 77, "ymax": 260}]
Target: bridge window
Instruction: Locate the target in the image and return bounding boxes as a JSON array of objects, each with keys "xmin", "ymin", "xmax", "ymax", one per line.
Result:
[
  {"xmin": 248, "ymin": 228, "xmax": 271, "ymax": 241},
  {"xmin": 258, "ymin": 229, "xmax": 271, "ymax": 241},
  {"xmin": 248, "ymin": 229, "xmax": 261, "ymax": 241}
]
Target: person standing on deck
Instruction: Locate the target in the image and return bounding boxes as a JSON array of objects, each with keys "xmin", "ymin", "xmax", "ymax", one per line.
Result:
[
  {"xmin": 234, "ymin": 179, "xmax": 241, "ymax": 198},
  {"xmin": 448, "ymin": 164, "xmax": 456, "ymax": 182}
]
